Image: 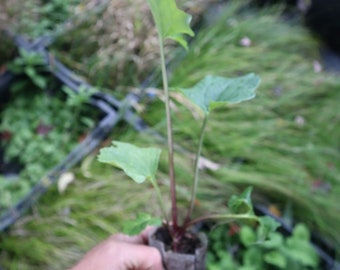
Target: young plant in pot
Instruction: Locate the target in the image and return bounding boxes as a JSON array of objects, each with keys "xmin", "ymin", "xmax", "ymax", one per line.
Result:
[{"xmin": 97, "ymin": 0, "xmax": 279, "ymax": 269}]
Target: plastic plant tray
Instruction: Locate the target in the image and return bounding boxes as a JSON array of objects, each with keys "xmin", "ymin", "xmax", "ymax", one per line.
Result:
[{"xmin": 0, "ymin": 32, "xmax": 145, "ymax": 231}]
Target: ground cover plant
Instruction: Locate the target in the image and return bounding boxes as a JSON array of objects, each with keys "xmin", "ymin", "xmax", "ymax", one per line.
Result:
[
  {"xmin": 206, "ymin": 222, "xmax": 320, "ymax": 269},
  {"xmin": 0, "ymin": 1, "xmax": 339, "ymax": 269}
]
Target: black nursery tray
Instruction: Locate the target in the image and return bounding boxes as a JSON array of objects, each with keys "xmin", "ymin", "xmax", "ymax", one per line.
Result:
[
  {"xmin": 0, "ymin": 31, "xmax": 145, "ymax": 231},
  {"xmin": 0, "ymin": 74, "xmax": 117, "ymax": 231}
]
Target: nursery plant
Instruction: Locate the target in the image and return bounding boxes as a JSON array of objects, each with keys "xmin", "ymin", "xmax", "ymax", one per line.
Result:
[
  {"xmin": 97, "ymin": 0, "xmax": 279, "ymax": 268},
  {"xmin": 207, "ymin": 222, "xmax": 320, "ymax": 270}
]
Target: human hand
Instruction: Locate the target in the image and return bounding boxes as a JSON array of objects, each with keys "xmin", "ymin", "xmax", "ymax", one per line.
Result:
[{"xmin": 70, "ymin": 227, "xmax": 164, "ymax": 270}]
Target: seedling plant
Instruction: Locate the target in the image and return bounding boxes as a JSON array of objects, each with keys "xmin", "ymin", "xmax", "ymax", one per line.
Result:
[
  {"xmin": 98, "ymin": 0, "xmax": 279, "ymax": 252},
  {"xmin": 207, "ymin": 223, "xmax": 320, "ymax": 270}
]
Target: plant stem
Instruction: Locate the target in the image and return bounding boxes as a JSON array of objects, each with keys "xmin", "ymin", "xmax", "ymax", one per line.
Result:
[
  {"xmin": 185, "ymin": 114, "xmax": 208, "ymax": 222},
  {"xmin": 159, "ymin": 36, "xmax": 178, "ymax": 229}
]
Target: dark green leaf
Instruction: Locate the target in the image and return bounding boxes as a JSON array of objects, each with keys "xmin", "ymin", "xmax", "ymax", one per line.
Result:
[{"xmin": 243, "ymin": 247, "xmax": 263, "ymax": 268}]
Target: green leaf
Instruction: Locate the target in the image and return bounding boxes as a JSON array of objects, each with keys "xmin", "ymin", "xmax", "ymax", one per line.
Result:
[
  {"xmin": 292, "ymin": 223, "xmax": 310, "ymax": 241},
  {"xmin": 24, "ymin": 66, "xmax": 37, "ymax": 78},
  {"xmin": 240, "ymin": 226, "xmax": 257, "ymax": 246},
  {"xmin": 285, "ymin": 224, "xmax": 319, "ymax": 267},
  {"xmin": 181, "ymin": 73, "xmax": 260, "ymax": 114},
  {"xmin": 228, "ymin": 187, "xmax": 254, "ymax": 215},
  {"xmin": 97, "ymin": 141, "xmax": 161, "ymax": 184},
  {"xmin": 242, "ymin": 247, "xmax": 263, "ymax": 268},
  {"xmin": 32, "ymin": 75, "xmax": 47, "ymax": 89},
  {"xmin": 285, "ymin": 240, "xmax": 319, "ymax": 267},
  {"xmin": 261, "ymin": 231, "xmax": 283, "ymax": 249},
  {"xmin": 123, "ymin": 213, "xmax": 162, "ymax": 235},
  {"xmin": 257, "ymin": 216, "xmax": 281, "ymax": 241},
  {"xmin": 147, "ymin": 0, "xmax": 194, "ymax": 49},
  {"xmin": 264, "ymin": 250, "xmax": 287, "ymax": 269}
]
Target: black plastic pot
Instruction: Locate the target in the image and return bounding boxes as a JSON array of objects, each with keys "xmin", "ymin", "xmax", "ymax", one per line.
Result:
[{"xmin": 149, "ymin": 226, "xmax": 208, "ymax": 270}]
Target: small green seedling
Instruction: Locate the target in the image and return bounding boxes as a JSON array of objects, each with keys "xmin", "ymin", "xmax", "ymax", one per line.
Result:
[
  {"xmin": 207, "ymin": 223, "xmax": 319, "ymax": 270},
  {"xmin": 8, "ymin": 48, "xmax": 47, "ymax": 90},
  {"xmin": 98, "ymin": 0, "xmax": 278, "ymax": 250}
]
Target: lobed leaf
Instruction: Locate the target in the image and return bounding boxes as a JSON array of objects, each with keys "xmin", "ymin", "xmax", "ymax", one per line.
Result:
[
  {"xmin": 97, "ymin": 141, "xmax": 161, "ymax": 184},
  {"xmin": 147, "ymin": 0, "xmax": 194, "ymax": 49},
  {"xmin": 284, "ymin": 224, "xmax": 319, "ymax": 267},
  {"xmin": 180, "ymin": 73, "xmax": 260, "ymax": 114}
]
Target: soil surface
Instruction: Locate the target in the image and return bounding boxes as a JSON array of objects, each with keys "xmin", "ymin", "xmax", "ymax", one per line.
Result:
[{"xmin": 154, "ymin": 226, "xmax": 202, "ymax": 254}]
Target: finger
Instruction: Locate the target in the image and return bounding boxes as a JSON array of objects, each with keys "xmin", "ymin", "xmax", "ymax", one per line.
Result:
[
  {"xmin": 140, "ymin": 226, "xmax": 157, "ymax": 244},
  {"xmin": 121, "ymin": 244, "xmax": 164, "ymax": 270},
  {"xmin": 110, "ymin": 233, "xmax": 146, "ymax": 245},
  {"xmin": 111, "ymin": 226, "xmax": 157, "ymax": 245}
]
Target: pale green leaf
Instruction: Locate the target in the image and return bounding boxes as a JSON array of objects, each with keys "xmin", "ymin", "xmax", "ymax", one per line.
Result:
[
  {"xmin": 240, "ymin": 226, "xmax": 257, "ymax": 246},
  {"xmin": 285, "ymin": 240, "xmax": 319, "ymax": 267},
  {"xmin": 285, "ymin": 225, "xmax": 319, "ymax": 267},
  {"xmin": 97, "ymin": 141, "xmax": 161, "ymax": 183},
  {"xmin": 181, "ymin": 73, "xmax": 260, "ymax": 114},
  {"xmin": 292, "ymin": 223, "xmax": 310, "ymax": 241},
  {"xmin": 147, "ymin": 0, "xmax": 194, "ymax": 49}
]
